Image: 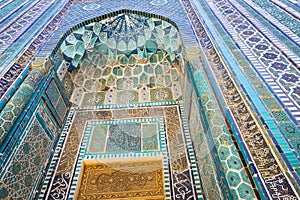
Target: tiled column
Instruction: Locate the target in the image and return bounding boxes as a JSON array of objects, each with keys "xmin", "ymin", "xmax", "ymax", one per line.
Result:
[{"xmin": 0, "ymin": 58, "xmax": 50, "ymax": 148}]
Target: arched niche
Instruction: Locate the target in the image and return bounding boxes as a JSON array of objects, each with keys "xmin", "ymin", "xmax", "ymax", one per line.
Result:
[{"xmin": 51, "ymin": 9, "xmax": 186, "ymax": 106}]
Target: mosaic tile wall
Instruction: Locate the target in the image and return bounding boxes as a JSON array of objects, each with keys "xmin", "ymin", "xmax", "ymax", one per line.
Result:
[
  {"xmin": 181, "ymin": 55, "xmax": 257, "ymax": 199},
  {"xmin": 0, "ymin": 99, "xmax": 60, "ymax": 199},
  {"xmin": 0, "ymin": 0, "xmax": 300, "ymax": 199},
  {"xmin": 203, "ymin": 0, "xmax": 300, "ymax": 132},
  {"xmin": 0, "ymin": 58, "xmax": 68, "ymax": 199},
  {"xmin": 38, "ymin": 13, "xmax": 209, "ymax": 199},
  {"xmin": 68, "ymin": 50, "xmax": 182, "ymax": 106},
  {"xmin": 180, "ymin": 0, "xmax": 300, "ymax": 198},
  {"xmin": 39, "ymin": 103, "xmax": 204, "ymax": 200},
  {"xmin": 188, "ymin": 0, "xmax": 300, "ymax": 183},
  {"xmin": 0, "ymin": 67, "xmax": 44, "ymax": 148},
  {"xmin": 45, "ymin": 79, "xmax": 68, "ymax": 123},
  {"xmin": 40, "ymin": 10, "xmax": 259, "ymax": 199}
]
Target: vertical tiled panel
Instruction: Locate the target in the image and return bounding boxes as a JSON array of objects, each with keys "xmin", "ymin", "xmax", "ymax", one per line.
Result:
[
  {"xmin": 45, "ymin": 79, "xmax": 68, "ymax": 124},
  {"xmin": 0, "ymin": 117, "xmax": 52, "ymax": 199},
  {"xmin": 37, "ymin": 100, "xmax": 60, "ymax": 137}
]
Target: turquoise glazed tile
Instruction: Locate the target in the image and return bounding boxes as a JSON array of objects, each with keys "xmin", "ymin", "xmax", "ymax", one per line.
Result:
[{"xmin": 2, "ymin": 1, "xmax": 300, "ymax": 199}]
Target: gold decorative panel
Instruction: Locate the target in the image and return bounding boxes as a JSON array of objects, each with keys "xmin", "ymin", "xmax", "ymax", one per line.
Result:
[{"xmin": 77, "ymin": 159, "xmax": 165, "ymax": 199}]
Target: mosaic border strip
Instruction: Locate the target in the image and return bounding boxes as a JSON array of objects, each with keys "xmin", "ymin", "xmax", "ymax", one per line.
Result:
[
  {"xmin": 197, "ymin": 0, "xmax": 300, "ymax": 166},
  {"xmin": 206, "ymin": 0, "xmax": 300, "ymax": 124},
  {"xmin": 188, "ymin": 60, "xmax": 260, "ymax": 199},
  {"xmin": 0, "ymin": 0, "xmax": 39, "ymax": 30},
  {"xmin": 251, "ymin": 0, "xmax": 300, "ymax": 43},
  {"xmin": 181, "ymin": 71, "xmax": 226, "ymax": 199},
  {"xmin": 0, "ymin": 0, "xmax": 72, "ymax": 102},
  {"xmin": 191, "ymin": 0, "xmax": 300, "ymax": 173},
  {"xmin": 37, "ymin": 109, "xmax": 75, "ymax": 199},
  {"xmin": 242, "ymin": 0, "xmax": 300, "ymax": 47},
  {"xmin": 230, "ymin": 0, "xmax": 300, "ymax": 67},
  {"xmin": 0, "ymin": 0, "xmax": 56, "ymax": 54},
  {"xmin": 179, "ymin": 103, "xmax": 205, "ymax": 198},
  {"xmin": 231, "ymin": 0, "xmax": 300, "ymax": 60},
  {"xmin": 229, "ymin": 0, "xmax": 300, "ymax": 120}
]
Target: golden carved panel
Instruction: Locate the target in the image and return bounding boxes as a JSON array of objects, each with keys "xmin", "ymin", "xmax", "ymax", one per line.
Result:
[{"xmin": 77, "ymin": 159, "xmax": 165, "ymax": 199}]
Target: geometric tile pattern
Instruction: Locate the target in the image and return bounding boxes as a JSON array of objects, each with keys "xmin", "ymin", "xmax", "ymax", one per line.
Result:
[
  {"xmin": 41, "ymin": 102, "xmax": 204, "ymax": 199},
  {"xmin": 45, "ymin": 79, "xmax": 68, "ymax": 123},
  {"xmin": 184, "ymin": 47, "xmax": 257, "ymax": 200},
  {"xmin": 0, "ymin": 0, "xmax": 55, "ymax": 54},
  {"xmin": 193, "ymin": 0, "xmax": 300, "ymax": 174},
  {"xmin": 185, "ymin": 89, "xmax": 225, "ymax": 199},
  {"xmin": 206, "ymin": 0, "xmax": 300, "ymax": 124},
  {"xmin": 54, "ymin": 12, "xmax": 184, "ymax": 107},
  {"xmin": 0, "ymin": 67, "xmax": 44, "ymax": 148},
  {"xmin": 86, "ymin": 121, "xmax": 159, "ymax": 153},
  {"xmin": 1, "ymin": 1, "xmax": 300, "ymax": 200},
  {"xmin": 58, "ymin": 12, "xmax": 183, "ymax": 71},
  {"xmin": 68, "ymin": 50, "xmax": 181, "ymax": 106},
  {"xmin": 0, "ymin": 118, "xmax": 51, "ymax": 200},
  {"xmin": 191, "ymin": 67, "xmax": 257, "ymax": 199}
]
